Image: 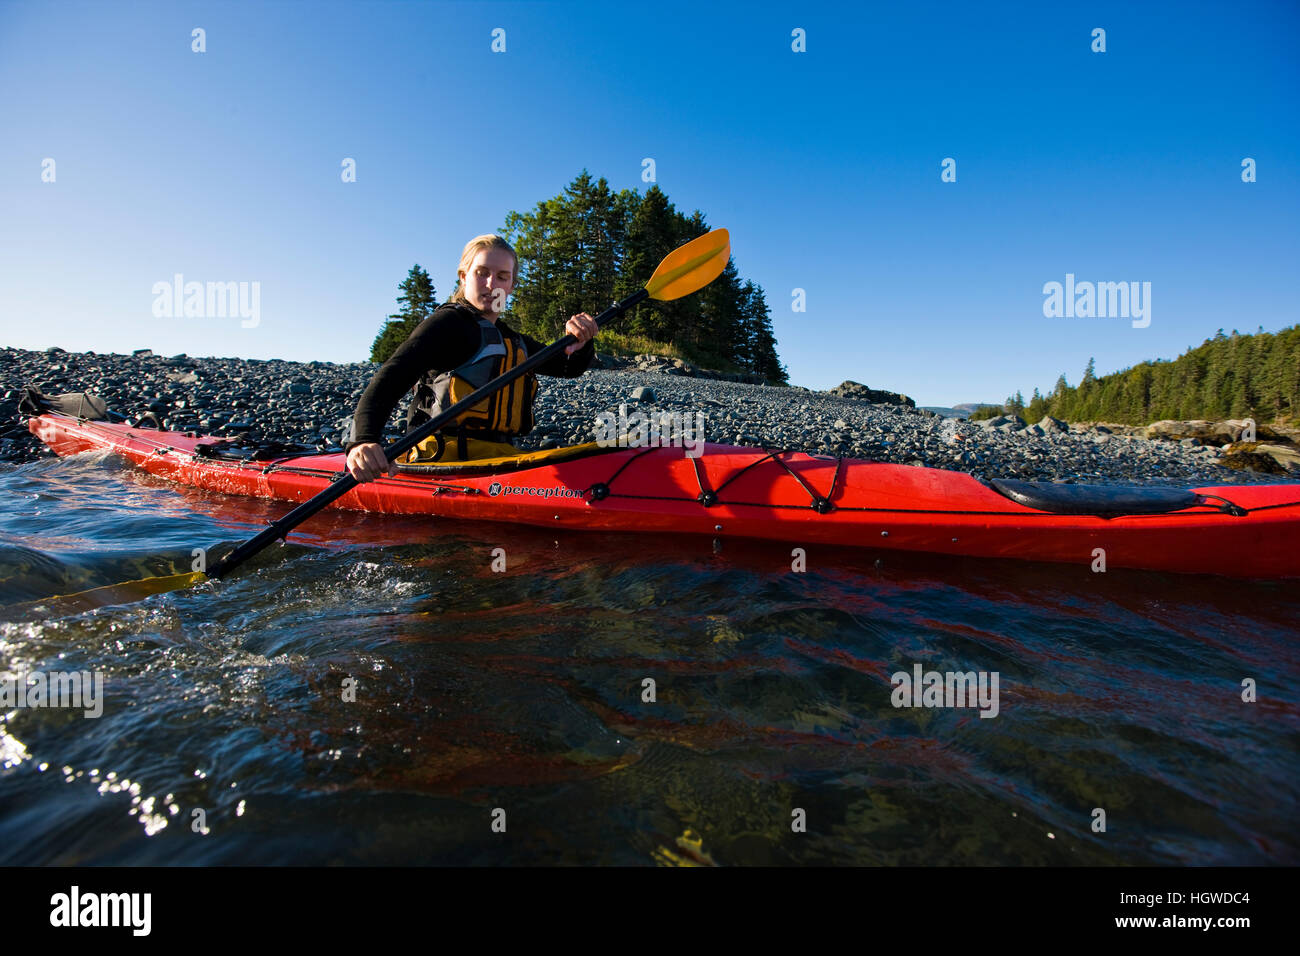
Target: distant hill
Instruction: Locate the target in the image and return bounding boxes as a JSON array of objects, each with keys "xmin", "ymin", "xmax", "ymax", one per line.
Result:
[{"xmin": 922, "ymin": 403, "xmax": 1002, "ymax": 419}]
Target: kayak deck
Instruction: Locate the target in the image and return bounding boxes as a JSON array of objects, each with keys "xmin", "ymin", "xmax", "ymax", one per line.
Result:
[{"xmin": 27, "ymin": 413, "xmax": 1300, "ymax": 578}]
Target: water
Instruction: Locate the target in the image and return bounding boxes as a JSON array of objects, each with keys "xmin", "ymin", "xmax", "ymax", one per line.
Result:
[{"xmin": 1, "ymin": 452, "xmax": 1297, "ymax": 865}]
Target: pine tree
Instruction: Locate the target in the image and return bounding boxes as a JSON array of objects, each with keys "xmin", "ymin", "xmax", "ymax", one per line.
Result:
[
  {"xmin": 370, "ymin": 265, "xmax": 437, "ymax": 364},
  {"xmin": 623, "ymin": 185, "xmax": 682, "ymax": 342},
  {"xmin": 502, "ymin": 197, "xmax": 561, "ymax": 341},
  {"xmin": 1026, "ymin": 387, "xmax": 1047, "ymax": 421},
  {"xmin": 1046, "ymin": 374, "xmax": 1068, "ymax": 418},
  {"xmin": 693, "ymin": 258, "xmax": 745, "ymax": 370},
  {"xmin": 741, "ymin": 281, "xmax": 787, "ymax": 384}
]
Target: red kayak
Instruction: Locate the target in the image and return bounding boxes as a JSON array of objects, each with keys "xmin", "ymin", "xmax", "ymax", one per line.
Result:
[{"xmin": 27, "ymin": 412, "xmax": 1300, "ymax": 578}]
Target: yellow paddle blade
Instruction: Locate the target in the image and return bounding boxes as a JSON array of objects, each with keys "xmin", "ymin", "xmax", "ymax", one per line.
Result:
[
  {"xmin": 0, "ymin": 571, "xmax": 209, "ymax": 623},
  {"xmin": 644, "ymin": 228, "xmax": 730, "ymax": 301}
]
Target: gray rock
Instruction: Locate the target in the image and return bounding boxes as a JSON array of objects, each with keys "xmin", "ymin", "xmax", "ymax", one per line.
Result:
[{"xmin": 826, "ymin": 381, "xmax": 915, "ymax": 407}]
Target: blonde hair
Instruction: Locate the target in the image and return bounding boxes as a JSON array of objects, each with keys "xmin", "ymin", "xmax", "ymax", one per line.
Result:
[{"xmin": 450, "ymin": 234, "xmax": 519, "ymax": 310}]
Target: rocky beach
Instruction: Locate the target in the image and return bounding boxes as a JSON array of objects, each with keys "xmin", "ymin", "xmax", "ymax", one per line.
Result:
[{"xmin": 3, "ymin": 345, "xmax": 1298, "ymax": 486}]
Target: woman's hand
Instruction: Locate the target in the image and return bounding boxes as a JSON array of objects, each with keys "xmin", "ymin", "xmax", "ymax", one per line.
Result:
[
  {"xmin": 346, "ymin": 442, "xmax": 397, "ymax": 482},
  {"xmin": 564, "ymin": 312, "xmax": 598, "ymax": 356}
]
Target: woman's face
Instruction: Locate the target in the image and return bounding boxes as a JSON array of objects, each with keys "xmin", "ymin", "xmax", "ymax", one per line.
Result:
[{"xmin": 460, "ymin": 247, "xmax": 516, "ymax": 316}]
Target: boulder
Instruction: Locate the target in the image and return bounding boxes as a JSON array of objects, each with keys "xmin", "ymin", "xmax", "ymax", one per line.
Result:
[
  {"xmin": 1146, "ymin": 419, "xmax": 1245, "ymax": 446},
  {"xmin": 826, "ymin": 381, "xmax": 915, "ymax": 407},
  {"xmin": 1072, "ymin": 422, "xmax": 1145, "ymax": 437},
  {"xmin": 1256, "ymin": 423, "xmax": 1300, "ymax": 445},
  {"xmin": 978, "ymin": 414, "xmax": 1026, "ymax": 431},
  {"xmin": 1219, "ymin": 441, "xmax": 1300, "ymax": 475}
]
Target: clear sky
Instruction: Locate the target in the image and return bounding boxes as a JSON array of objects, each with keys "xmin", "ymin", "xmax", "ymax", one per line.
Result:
[{"xmin": 1, "ymin": 0, "xmax": 1296, "ymax": 405}]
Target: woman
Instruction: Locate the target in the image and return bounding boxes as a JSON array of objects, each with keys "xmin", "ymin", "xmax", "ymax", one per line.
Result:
[{"xmin": 345, "ymin": 235, "xmax": 597, "ymax": 482}]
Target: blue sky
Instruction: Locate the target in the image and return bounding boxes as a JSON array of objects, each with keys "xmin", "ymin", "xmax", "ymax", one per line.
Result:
[{"xmin": 1, "ymin": 0, "xmax": 1296, "ymax": 405}]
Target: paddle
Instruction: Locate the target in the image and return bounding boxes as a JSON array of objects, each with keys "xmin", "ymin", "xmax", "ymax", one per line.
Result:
[{"xmin": 4, "ymin": 228, "xmax": 731, "ymax": 619}]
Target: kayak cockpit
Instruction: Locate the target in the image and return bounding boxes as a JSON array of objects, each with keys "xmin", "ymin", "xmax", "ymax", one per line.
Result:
[
  {"xmin": 987, "ymin": 478, "xmax": 1213, "ymax": 517},
  {"xmin": 395, "ymin": 440, "xmax": 623, "ymax": 476}
]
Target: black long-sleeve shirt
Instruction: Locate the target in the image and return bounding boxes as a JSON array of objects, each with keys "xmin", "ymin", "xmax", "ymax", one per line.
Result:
[{"xmin": 346, "ymin": 303, "xmax": 595, "ymax": 451}]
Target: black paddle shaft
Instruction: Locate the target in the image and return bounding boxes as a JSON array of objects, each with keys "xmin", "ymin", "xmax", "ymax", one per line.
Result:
[{"xmin": 206, "ymin": 289, "xmax": 647, "ymax": 580}]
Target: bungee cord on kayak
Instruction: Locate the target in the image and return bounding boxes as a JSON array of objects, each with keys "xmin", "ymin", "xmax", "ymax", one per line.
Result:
[{"xmin": 578, "ymin": 443, "xmax": 1274, "ymax": 519}]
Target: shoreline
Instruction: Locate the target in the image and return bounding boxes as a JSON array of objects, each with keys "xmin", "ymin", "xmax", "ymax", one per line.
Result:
[{"xmin": 3, "ymin": 345, "xmax": 1296, "ymax": 486}]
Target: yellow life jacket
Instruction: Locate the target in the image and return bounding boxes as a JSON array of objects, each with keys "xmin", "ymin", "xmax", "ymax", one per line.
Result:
[
  {"xmin": 400, "ymin": 313, "xmax": 538, "ymax": 464},
  {"xmin": 430, "ymin": 316, "xmax": 538, "ymax": 436}
]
